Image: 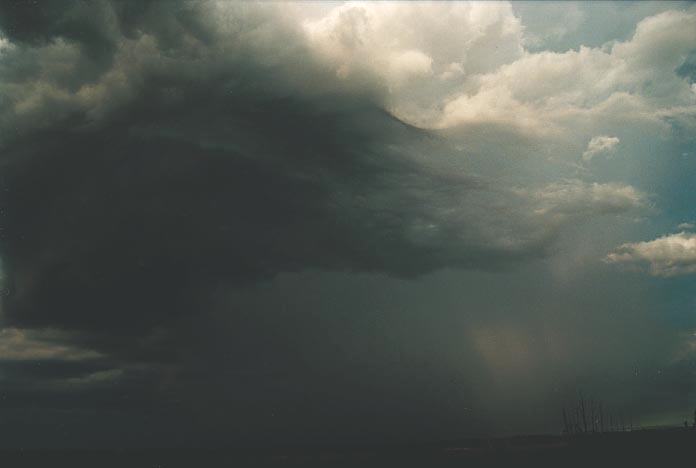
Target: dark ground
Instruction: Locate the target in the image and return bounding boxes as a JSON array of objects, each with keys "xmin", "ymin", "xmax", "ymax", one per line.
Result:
[{"xmin": 2, "ymin": 428, "xmax": 694, "ymax": 467}]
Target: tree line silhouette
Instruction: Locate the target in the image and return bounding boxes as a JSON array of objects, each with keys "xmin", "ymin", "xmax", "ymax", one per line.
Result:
[
  {"xmin": 561, "ymin": 393, "xmax": 633, "ymax": 435},
  {"xmin": 562, "ymin": 394, "xmax": 696, "ymax": 435}
]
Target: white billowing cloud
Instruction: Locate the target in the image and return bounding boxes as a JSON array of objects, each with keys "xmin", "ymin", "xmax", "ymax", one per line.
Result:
[
  {"xmin": 677, "ymin": 222, "xmax": 695, "ymax": 231},
  {"xmin": 303, "ymin": 1, "xmax": 523, "ymax": 78},
  {"xmin": 605, "ymin": 232, "xmax": 696, "ymax": 276},
  {"xmin": 436, "ymin": 9, "xmax": 696, "ymax": 133},
  {"xmin": 302, "ymin": 1, "xmax": 524, "ymax": 124},
  {"xmin": 582, "ymin": 135, "xmax": 620, "ymax": 162},
  {"xmin": 385, "ymin": 49, "xmax": 433, "ymax": 84},
  {"xmin": 438, "ymin": 85, "xmax": 547, "ymax": 133},
  {"xmin": 612, "ymin": 9, "xmax": 696, "ymax": 88}
]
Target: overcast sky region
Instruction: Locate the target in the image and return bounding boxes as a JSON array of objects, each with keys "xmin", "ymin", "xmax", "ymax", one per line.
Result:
[{"xmin": 1, "ymin": 1, "xmax": 696, "ymax": 448}]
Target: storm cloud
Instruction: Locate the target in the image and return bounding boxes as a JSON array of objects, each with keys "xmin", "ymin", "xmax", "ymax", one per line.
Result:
[
  {"xmin": 0, "ymin": 1, "xmax": 645, "ymax": 341},
  {"xmin": 0, "ymin": 0, "xmax": 693, "ymax": 448}
]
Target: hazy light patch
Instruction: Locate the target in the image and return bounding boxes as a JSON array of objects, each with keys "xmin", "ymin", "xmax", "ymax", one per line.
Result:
[
  {"xmin": 638, "ymin": 410, "xmax": 691, "ymax": 429},
  {"xmin": 0, "ymin": 35, "xmax": 12, "ymax": 54},
  {"xmin": 471, "ymin": 326, "xmax": 535, "ymax": 378},
  {"xmin": 58, "ymin": 368, "xmax": 125, "ymax": 387},
  {"xmin": 0, "ymin": 328, "xmax": 102, "ymax": 361},
  {"xmin": 670, "ymin": 330, "xmax": 696, "ymax": 364}
]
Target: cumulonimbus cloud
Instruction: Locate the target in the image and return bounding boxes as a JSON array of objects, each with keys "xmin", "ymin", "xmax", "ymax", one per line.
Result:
[
  {"xmin": 0, "ymin": 1, "xmax": 654, "ymax": 425},
  {"xmin": 0, "ymin": 1, "xmax": 688, "ymax": 447},
  {"xmin": 0, "ymin": 0, "xmax": 650, "ymax": 340}
]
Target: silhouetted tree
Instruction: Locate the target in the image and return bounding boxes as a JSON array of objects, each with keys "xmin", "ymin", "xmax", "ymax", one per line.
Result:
[
  {"xmin": 580, "ymin": 395, "xmax": 588, "ymax": 433},
  {"xmin": 562, "ymin": 408, "xmax": 570, "ymax": 434},
  {"xmin": 563, "ymin": 394, "xmax": 618, "ymax": 435}
]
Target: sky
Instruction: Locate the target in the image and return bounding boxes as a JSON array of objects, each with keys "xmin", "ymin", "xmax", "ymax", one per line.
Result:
[{"xmin": 0, "ymin": 0, "xmax": 696, "ymax": 449}]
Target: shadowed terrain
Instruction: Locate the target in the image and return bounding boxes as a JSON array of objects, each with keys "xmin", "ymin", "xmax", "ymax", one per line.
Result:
[{"xmin": 2, "ymin": 428, "xmax": 695, "ymax": 467}]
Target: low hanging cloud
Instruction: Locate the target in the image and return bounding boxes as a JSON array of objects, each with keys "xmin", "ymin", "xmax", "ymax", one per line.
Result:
[
  {"xmin": 605, "ymin": 232, "xmax": 696, "ymax": 276},
  {"xmin": 582, "ymin": 135, "xmax": 620, "ymax": 162}
]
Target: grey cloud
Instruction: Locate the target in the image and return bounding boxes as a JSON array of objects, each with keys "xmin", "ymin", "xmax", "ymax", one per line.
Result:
[{"xmin": 529, "ymin": 180, "xmax": 646, "ymax": 217}]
